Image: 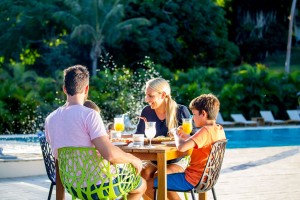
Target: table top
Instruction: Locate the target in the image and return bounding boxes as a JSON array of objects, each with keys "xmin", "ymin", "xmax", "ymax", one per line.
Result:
[
  {"xmin": 120, "ymin": 144, "xmax": 178, "ymax": 152},
  {"xmin": 120, "ymin": 144, "xmax": 193, "ymax": 161}
]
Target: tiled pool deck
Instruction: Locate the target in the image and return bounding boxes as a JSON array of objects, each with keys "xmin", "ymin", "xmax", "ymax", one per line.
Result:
[{"xmin": 0, "ymin": 145, "xmax": 299, "ymax": 199}]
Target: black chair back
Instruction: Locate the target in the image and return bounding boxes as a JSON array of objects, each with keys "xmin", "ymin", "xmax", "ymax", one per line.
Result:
[{"xmin": 38, "ymin": 134, "xmax": 56, "ymax": 200}]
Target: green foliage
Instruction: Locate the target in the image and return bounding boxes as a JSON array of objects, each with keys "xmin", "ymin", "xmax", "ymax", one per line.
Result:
[
  {"xmin": 0, "ymin": 63, "xmax": 65, "ymax": 134},
  {"xmin": 168, "ymin": 67, "xmax": 225, "ymax": 105},
  {"xmin": 53, "ymin": 0, "xmax": 150, "ymax": 76},
  {"xmin": 219, "ymin": 64, "xmax": 300, "ymax": 120},
  {"xmin": 0, "ymin": 0, "xmax": 80, "ymax": 75},
  {"xmin": 0, "ymin": 64, "xmax": 39, "ymax": 134},
  {"xmin": 0, "ymin": 61, "xmax": 299, "ymax": 134},
  {"xmin": 117, "ymin": 0, "xmax": 239, "ymax": 69},
  {"xmin": 89, "ymin": 56, "xmax": 160, "ymax": 123}
]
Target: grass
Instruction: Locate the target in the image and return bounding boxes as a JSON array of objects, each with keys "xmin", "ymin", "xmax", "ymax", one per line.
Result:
[{"xmin": 261, "ymin": 47, "xmax": 300, "ymax": 73}]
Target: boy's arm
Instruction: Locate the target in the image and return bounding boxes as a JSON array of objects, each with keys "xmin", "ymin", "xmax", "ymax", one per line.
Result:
[{"xmin": 174, "ymin": 127, "xmax": 196, "ymax": 152}]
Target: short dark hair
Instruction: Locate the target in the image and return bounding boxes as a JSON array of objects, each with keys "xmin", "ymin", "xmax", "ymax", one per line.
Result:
[
  {"xmin": 63, "ymin": 65, "xmax": 89, "ymax": 96},
  {"xmin": 189, "ymin": 94, "xmax": 220, "ymax": 120}
]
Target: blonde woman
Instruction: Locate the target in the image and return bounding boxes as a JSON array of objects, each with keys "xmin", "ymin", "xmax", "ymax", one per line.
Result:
[{"xmin": 135, "ymin": 77, "xmax": 195, "ymax": 199}]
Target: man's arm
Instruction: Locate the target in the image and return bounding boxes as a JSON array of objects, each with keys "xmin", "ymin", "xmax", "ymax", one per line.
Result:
[
  {"xmin": 55, "ymin": 160, "xmax": 65, "ymax": 200},
  {"xmin": 92, "ymin": 136, "xmax": 143, "ymax": 174}
]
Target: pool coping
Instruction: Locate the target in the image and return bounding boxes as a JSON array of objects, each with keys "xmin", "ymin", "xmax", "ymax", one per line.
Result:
[{"xmin": 224, "ymin": 124, "xmax": 299, "ymax": 131}]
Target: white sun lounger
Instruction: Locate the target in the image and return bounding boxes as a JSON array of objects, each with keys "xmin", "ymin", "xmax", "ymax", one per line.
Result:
[
  {"xmin": 259, "ymin": 110, "xmax": 286, "ymax": 125},
  {"xmin": 286, "ymin": 110, "xmax": 300, "ymax": 124},
  {"xmin": 230, "ymin": 114, "xmax": 257, "ymax": 126},
  {"xmin": 216, "ymin": 113, "xmax": 236, "ymax": 126}
]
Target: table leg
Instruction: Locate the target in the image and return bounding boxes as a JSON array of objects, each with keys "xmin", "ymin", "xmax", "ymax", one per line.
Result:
[
  {"xmin": 156, "ymin": 152, "xmax": 167, "ymax": 200},
  {"xmin": 199, "ymin": 192, "xmax": 207, "ymax": 200}
]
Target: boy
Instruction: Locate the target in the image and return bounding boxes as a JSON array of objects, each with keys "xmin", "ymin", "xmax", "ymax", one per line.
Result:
[{"xmin": 154, "ymin": 93, "xmax": 226, "ymax": 199}]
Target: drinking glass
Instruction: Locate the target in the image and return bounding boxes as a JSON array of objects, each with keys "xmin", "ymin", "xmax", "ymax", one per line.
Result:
[
  {"xmin": 110, "ymin": 130, "xmax": 121, "ymax": 140},
  {"xmin": 114, "ymin": 117, "xmax": 125, "ymax": 132},
  {"xmin": 132, "ymin": 134, "xmax": 144, "ymax": 147},
  {"xmin": 145, "ymin": 122, "xmax": 156, "ymax": 148},
  {"xmin": 182, "ymin": 118, "xmax": 192, "ymax": 134}
]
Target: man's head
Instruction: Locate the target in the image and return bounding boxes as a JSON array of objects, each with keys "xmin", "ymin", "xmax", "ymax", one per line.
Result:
[
  {"xmin": 63, "ymin": 65, "xmax": 89, "ymax": 96},
  {"xmin": 189, "ymin": 93, "xmax": 220, "ymax": 121}
]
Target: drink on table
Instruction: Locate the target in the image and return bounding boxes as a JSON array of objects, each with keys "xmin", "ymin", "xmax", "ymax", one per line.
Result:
[
  {"xmin": 182, "ymin": 118, "xmax": 192, "ymax": 134},
  {"xmin": 145, "ymin": 122, "xmax": 156, "ymax": 148},
  {"xmin": 132, "ymin": 134, "xmax": 144, "ymax": 147},
  {"xmin": 110, "ymin": 130, "xmax": 122, "ymax": 140},
  {"xmin": 114, "ymin": 117, "xmax": 125, "ymax": 132}
]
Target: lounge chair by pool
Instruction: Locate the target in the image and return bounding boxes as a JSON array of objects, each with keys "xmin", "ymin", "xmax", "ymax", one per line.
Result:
[
  {"xmin": 259, "ymin": 110, "xmax": 286, "ymax": 125},
  {"xmin": 217, "ymin": 113, "xmax": 236, "ymax": 126},
  {"xmin": 286, "ymin": 110, "xmax": 300, "ymax": 124},
  {"xmin": 230, "ymin": 114, "xmax": 257, "ymax": 126}
]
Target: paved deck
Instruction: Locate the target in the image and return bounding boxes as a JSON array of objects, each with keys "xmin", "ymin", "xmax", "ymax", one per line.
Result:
[{"xmin": 0, "ymin": 146, "xmax": 300, "ymax": 199}]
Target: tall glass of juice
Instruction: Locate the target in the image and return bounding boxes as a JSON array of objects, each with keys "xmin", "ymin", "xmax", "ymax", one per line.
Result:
[
  {"xmin": 114, "ymin": 117, "xmax": 125, "ymax": 132},
  {"xmin": 182, "ymin": 118, "xmax": 192, "ymax": 134}
]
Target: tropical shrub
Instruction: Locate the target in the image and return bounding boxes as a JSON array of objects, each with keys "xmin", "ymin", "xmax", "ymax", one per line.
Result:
[{"xmin": 219, "ymin": 64, "xmax": 300, "ymax": 120}]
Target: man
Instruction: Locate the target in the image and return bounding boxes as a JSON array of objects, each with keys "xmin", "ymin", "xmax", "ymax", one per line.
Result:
[{"xmin": 45, "ymin": 65, "xmax": 146, "ymax": 200}]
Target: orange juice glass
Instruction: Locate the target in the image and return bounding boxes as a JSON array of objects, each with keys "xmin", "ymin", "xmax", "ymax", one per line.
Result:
[
  {"xmin": 182, "ymin": 118, "xmax": 192, "ymax": 134},
  {"xmin": 114, "ymin": 117, "xmax": 125, "ymax": 132}
]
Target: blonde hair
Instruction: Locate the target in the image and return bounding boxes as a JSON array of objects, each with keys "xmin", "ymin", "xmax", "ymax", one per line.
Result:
[
  {"xmin": 146, "ymin": 78, "xmax": 178, "ymax": 130},
  {"xmin": 84, "ymin": 100, "xmax": 101, "ymax": 113}
]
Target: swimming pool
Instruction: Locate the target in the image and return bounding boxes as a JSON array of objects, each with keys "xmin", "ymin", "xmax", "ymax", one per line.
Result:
[
  {"xmin": 0, "ymin": 134, "xmax": 40, "ymax": 154},
  {"xmin": 225, "ymin": 126, "xmax": 300, "ymax": 148},
  {"xmin": 0, "ymin": 126, "xmax": 299, "ymax": 151}
]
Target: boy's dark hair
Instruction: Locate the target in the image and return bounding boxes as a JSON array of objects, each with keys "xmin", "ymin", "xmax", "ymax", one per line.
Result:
[
  {"xmin": 63, "ymin": 65, "xmax": 89, "ymax": 96},
  {"xmin": 189, "ymin": 94, "xmax": 220, "ymax": 120}
]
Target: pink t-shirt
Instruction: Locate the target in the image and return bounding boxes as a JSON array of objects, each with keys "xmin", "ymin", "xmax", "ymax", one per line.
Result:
[{"xmin": 45, "ymin": 105, "xmax": 107, "ymax": 158}]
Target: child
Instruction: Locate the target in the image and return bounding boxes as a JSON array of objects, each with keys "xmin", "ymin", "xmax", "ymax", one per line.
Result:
[
  {"xmin": 83, "ymin": 99, "xmax": 101, "ymax": 113},
  {"xmin": 106, "ymin": 122, "xmax": 114, "ymax": 133},
  {"xmin": 153, "ymin": 93, "xmax": 226, "ymax": 199}
]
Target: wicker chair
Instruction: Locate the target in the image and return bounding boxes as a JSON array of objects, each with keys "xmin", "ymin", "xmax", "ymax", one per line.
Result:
[
  {"xmin": 38, "ymin": 134, "xmax": 56, "ymax": 200},
  {"xmin": 58, "ymin": 146, "xmax": 140, "ymax": 200},
  {"xmin": 154, "ymin": 139, "xmax": 228, "ymax": 200}
]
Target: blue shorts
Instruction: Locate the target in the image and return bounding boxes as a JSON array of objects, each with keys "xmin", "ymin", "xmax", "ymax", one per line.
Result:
[{"xmin": 154, "ymin": 172, "xmax": 194, "ymax": 191}]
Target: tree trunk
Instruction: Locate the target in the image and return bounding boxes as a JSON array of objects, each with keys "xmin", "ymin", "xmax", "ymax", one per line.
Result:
[
  {"xmin": 285, "ymin": 0, "xmax": 297, "ymax": 74},
  {"xmin": 92, "ymin": 57, "xmax": 97, "ymax": 77}
]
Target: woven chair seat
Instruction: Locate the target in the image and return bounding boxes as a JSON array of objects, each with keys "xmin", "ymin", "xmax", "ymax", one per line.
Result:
[{"xmin": 58, "ymin": 146, "xmax": 140, "ymax": 200}]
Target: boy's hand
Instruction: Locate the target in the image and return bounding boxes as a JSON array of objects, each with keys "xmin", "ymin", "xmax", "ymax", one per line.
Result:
[{"xmin": 177, "ymin": 126, "xmax": 184, "ymax": 138}]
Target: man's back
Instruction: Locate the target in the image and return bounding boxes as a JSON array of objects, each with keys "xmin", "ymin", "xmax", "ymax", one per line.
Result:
[{"xmin": 45, "ymin": 104, "xmax": 107, "ymax": 158}]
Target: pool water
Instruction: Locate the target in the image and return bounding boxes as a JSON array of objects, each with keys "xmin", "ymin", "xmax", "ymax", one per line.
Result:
[
  {"xmin": 0, "ymin": 134, "xmax": 40, "ymax": 154},
  {"xmin": 0, "ymin": 134, "xmax": 39, "ymax": 143},
  {"xmin": 225, "ymin": 127, "xmax": 300, "ymax": 148},
  {"xmin": 0, "ymin": 127, "xmax": 299, "ymax": 152}
]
